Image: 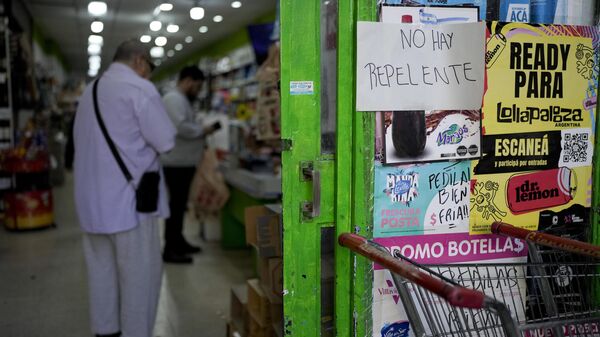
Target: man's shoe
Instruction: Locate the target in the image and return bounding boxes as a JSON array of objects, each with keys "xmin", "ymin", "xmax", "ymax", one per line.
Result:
[
  {"xmin": 162, "ymin": 251, "xmax": 193, "ymax": 264},
  {"xmin": 181, "ymin": 241, "xmax": 202, "ymax": 254}
]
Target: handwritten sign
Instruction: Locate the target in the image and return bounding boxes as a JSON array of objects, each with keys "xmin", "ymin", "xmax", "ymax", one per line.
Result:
[{"xmin": 356, "ymin": 22, "xmax": 485, "ymax": 111}]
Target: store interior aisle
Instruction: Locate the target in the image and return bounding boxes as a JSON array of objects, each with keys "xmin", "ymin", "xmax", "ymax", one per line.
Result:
[{"xmin": 0, "ymin": 173, "xmax": 254, "ymax": 337}]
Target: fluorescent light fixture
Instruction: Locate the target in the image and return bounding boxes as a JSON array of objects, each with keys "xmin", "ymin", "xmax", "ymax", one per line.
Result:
[
  {"xmin": 88, "ymin": 43, "xmax": 101, "ymax": 55},
  {"xmin": 213, "ymin": 15, "xmax": 223, "ymax": 23},
  {"xmin": 88, "ymin": 34, "xmax": 103, "ymax": 45},
  {"xmin": 231, "ymin": 1, "xmax": 242, "ymax": 8},
  {"xmin": 174, "ymin": 43, "xmax": 183, "ymax": 51},
  {"xmin": 150, "ymin": 46, "xmax": 164, "ymax": 58},
  {"xmin": 199, "ymin": 26, "xmax": 208, "ymax": 33},
  {"xmin": 140, "ymin": 35, "xmax": 151, "ymax": 43},
  {"xmin": 155, "ymin": 36, "xmax": 167, "ymax": 47},
  {"xmin": 91, "ymin": 20, "xmax": 104, "ymax": 33},
  {"xmin": 150, "ymin": 20, "xmax": 162, "ymax": 31},
  {"xmin": 89, "ymin": 61, "xmax": 101, "ymax": 71},
  {"xmin": 88, "ymin": 68, "xmax": 99, "ymax": 77},
  {"xmin": 159, "ymin": 3, "xmax": 173, "ymax": 11},
  {"xmin": 185, "ymin": 36, "xmax": 193, "ymax": 43},
  {"xmin": 167, "ymin": 50, "xmax": 175, "ymax": 57},
  {"xmin": 166, "ymin": 24, "xmax": 179, "ymax": 33},
  {"xmin": 190, "ymin": 6, "xmax": 205, "ymax": 20},
  {"xmin": 89, "ymin": 55, "xmax": 101, "ymax": 64},
  {"xmin": 88, "ymin": 1, "xmax": 107, "ymax": 16}
]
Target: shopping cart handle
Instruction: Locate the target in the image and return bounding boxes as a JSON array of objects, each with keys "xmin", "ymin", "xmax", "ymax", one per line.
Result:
[
  {"xmin": 491, "ymin": 221, "xmax": 600, "ymax": 259},
  {"xmin": 445, "ymin": 286, "xmax": 485, "ymax": 309},
  {"xmin": 338, "ymin": 233, "xmax": 486, "ymax": 310}
]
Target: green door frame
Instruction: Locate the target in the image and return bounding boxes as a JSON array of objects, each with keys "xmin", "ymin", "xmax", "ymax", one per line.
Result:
[{"xmin": 280, "ymin": 0, "xmax": 377, "ymax": 336}]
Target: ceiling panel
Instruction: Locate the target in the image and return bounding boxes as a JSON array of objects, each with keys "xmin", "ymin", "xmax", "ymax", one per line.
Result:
[{"xmin": 21, "ymin": 0, "xmax": 277, "ymax": 78}]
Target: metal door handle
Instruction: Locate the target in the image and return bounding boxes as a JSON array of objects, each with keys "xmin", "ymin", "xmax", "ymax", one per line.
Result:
[
  {"xmin": 301, "ymin": 162, "xmax": 321, "ymax": 220},
  {"xmin": 311, "ymin": 169, "xmax": 321, "ymax": 218}
]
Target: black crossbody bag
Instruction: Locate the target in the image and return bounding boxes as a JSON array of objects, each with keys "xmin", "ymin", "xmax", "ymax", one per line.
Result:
[{"xmin": 92, "ymin": 78, "xmax": 160, "ymax": 213}]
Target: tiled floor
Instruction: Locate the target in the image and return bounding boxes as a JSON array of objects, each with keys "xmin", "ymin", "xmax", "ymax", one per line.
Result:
[{"xmin": 0, "ymin": 173, "xmax": 254, "ymax": 337}]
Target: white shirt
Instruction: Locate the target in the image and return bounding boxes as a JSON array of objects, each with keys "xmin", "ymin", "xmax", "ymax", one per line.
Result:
[
  {"xmin": 74, "ymin": 63, "xmax": 176, "ymax": 234},
  {"xmin": 160, "ymin": 88, "xmax": 205, "ymax": 167}
]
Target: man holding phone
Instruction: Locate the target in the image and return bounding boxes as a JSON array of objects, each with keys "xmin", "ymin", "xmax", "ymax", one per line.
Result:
[{"xmin": 161, "ymin": 65, "xmax": 220, "ymax": 264}]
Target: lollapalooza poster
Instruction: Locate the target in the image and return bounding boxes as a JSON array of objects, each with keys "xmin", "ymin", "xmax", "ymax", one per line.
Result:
[{"xmin": 470, "ymin": 21, "xmax": 598, "ymax": 234}]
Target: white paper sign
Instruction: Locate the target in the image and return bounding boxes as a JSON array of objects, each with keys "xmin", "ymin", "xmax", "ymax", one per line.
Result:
[{"xmin": 356, "ymin": 22, "xmax": 485, "ymax": 111}]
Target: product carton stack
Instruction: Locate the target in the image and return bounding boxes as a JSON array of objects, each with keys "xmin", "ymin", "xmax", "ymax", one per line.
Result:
[
  {"xmin": 227, "ymin": 284, "xmax": 248, "ymax": 337},
  {"xmin": 243, "ymin": 204, "xmax": 283, "ymax": 337}
]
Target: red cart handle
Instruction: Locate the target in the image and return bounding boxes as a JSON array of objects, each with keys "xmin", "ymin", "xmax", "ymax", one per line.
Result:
[
  {"xmin": 339, "ymin": 233, "xmax": 486, "ymax": 309},
  {"xmin": 491, "ymin": 221, "xmax": 600, "ymax": 259}
]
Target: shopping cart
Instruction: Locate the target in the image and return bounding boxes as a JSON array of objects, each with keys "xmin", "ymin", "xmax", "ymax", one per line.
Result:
[{"xmin": 339, "ymin": 221, "xmax": 600, "ymax": 337}]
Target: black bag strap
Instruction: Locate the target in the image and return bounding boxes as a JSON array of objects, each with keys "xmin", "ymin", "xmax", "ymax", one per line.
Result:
[{"xmin": 92, "ymin": 78, "xmax": 133, "ymax": 182}]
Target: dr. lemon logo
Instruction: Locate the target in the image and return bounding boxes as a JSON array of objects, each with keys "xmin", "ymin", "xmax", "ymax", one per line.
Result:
[
  {"xmin": 507, "ymin": 168, "xmax": 574, "ymax": 214},
  {"xmin": 437, "ymin": 124, "xmax": 468, "ymax": 146}
]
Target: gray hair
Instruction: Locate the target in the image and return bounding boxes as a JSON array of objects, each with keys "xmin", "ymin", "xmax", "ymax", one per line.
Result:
[{"xmin": 113, "ymin": 39, "xmax": 151, "ymax": 63}]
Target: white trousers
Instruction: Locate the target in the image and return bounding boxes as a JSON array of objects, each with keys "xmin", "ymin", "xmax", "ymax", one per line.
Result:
[{"xmin": 82, "ymin": 217, "xmax": 162, "ymax": 337}]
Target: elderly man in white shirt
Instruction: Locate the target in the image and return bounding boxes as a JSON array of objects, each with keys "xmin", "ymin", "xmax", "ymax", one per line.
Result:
[
  {"xmin": 74, "ymin": 40, "xmax": 176, "ymax": 337},
  {"xmin": 161, "ymin": 66, "xmax": 219, "ymax": 264}
]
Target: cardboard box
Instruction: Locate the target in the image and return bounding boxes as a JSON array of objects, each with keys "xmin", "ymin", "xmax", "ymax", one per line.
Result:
[
  {"xmin": 230, "ymin": 284, "xmax": 248, "ymax": 336},
  {"xmin": 267, "ymin": 292, "xmax": 283, "ymax": 324},
  {"xmin": 247, "ymin": 278, "xmax": 271, "ymax": 327},
  {"xmin": 256, "ymin": 214, "xmax": 282, "ymax": 258},
  {"xmin": 266, "ymin": 258, "xmax": 283, "ymax": 300},
  {"xmin": 272, "ymin": 320, "xmax": 283, "ymax": 337},
  {"xmin": 257, "ymin": 256, "xmax": 270, "ymax": 286},
  {"xmin": 227, "ymin": 320, "xmax": 244, "ymax": 337},
  {"xmin": 249, "ymin": 315, "xmax": 270, "ymax": 337},
  {"xmin": 244, "ymin": 206, "xmax": 272, "ymax": 248}
]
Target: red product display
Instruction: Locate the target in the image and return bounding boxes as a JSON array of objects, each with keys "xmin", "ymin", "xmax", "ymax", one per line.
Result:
[{"xmin": 4, "ymin": 190, "xmax": 53, "ymax": 230}]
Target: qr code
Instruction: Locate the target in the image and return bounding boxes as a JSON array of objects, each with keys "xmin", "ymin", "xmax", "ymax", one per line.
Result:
[{"xmin": 563, "ymin": 132, "xmax": 589, "ymax": 163}]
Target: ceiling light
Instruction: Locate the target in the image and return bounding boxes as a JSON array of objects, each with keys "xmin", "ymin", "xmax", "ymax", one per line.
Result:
[
  {"xmin": 89, "ymin": 55, "xmax": 101, "ymax": 64},
  {"xmin": 140, "ymin": 35, "xmax": 151, "ymax": 43},
  {"xmin": 155, "ymin": 60, "xmax": 162, "ymax": 66},
  {"xmin": 88, "ymin": 1, "xmax": 107, "ymax": 16},
  {"xmin": 150, "ymin": 20, "xmax": 162, "ymax": 31},
  {"xmin": 150, "ymin": 47, "xmax": 164, "ymax": 58},
  {"xmin": 166, "ymin": 24, "xmax": 179, "ymax": 33},
  {"xmin": 167, "ymin": 50, "xmax": 175, "ymax": 57},
  {"xmin": 174, "ymin": 43, "xmax": 183, "ymax": 51},
  {"xmin": 185, "ymin": 36, "xmax": 193, "ymax": 43},
  {"xmin": 88, "ymin": 68, "xmax": 99, "ymax": 77},
  {"xmin": 89, "ymin": 61, "xmax": 101, "ymax": 71},
  {"xmin": 88, "ymin": 43, "xmax": 101, "ymax": 55},
  {"xmin": 190, "ymin": 6, "xmax": 205, "ymax": 20},
  {"xmin": 231, "ymin": 1, "xmax": 242, "ymax": 8},
  {"xmin": 155, "ymin": 36, "xmax": 167, "ymax": 47},
  {"xmin": 199, "ymin": 26, "xmax": 208, "ymax": 33},
  {"xmin": 88, "ymin": 34, "xmax": 103, "ymax": 45},
  {"xmin": 213, "ymin": 15, "xmax": 223, "ymax": 23},
  {"xmin": 91, "ymin": 20, "xmax": 104, "ymax": 33},
  {"xmin": 159, "ymin": 3, "xmax": 173, "ymax": 11}
]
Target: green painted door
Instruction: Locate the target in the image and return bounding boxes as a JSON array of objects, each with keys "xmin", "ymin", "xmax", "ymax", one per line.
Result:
[{"xmin": 280, "ymin": 0, "xmax": 377, "ymax": 336}]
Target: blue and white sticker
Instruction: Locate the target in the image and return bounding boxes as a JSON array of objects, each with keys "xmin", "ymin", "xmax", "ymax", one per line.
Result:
[{"xmin": 290, "ymin": 81, "xmax": 314, "ymax": 95}]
